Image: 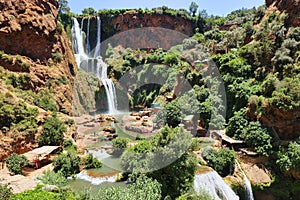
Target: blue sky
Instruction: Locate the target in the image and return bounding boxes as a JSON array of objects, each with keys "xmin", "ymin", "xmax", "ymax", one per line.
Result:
[{"xmin": 68, "ymin": 0, "xmax": 265, "ymax": 16}]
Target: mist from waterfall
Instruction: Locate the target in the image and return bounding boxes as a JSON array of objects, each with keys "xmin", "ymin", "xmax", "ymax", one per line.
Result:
[{"xmin": 71, "ymin": 17, "xmax": 118, "ymax": 114}]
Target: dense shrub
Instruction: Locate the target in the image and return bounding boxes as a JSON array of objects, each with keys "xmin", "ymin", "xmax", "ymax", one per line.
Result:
[
  {"xmin": 51, "ymin": 52, "xmax": 62, "ymax": 63},
  {"xmin": 38, "ymin": 116, "xmax": 66, "ymax": 146},
  {"xmin": 155, "ymin": 99, "xmax": 183, "ymax": 127},
  {"xmin": 269, "ymin": 77, "xmax": 300, "ymax": 110},
  {"xmin": 85, "ymin": 175, "xmax": 162, "ymax": 200},
  {"xmin": 37, "ymin": 171, "xmax": 67, "ymax": 188},
  {"xmin": 226, "ymin": 108, "xmax": 249, "ymax": 137},
  {"xmin": 0, "ymin": 184, "xmax": 13, "ymax": 200},
  {"xmin": 112, "ymin": 137, "xmax": 130, "ymax": 149},
  {"xmin": 10, "ymin": 185, "xmax": 75, "ymax": 200},
  {"xmin": 6, "ymin": 73, "xmax": 31, "ymax": 89},
  {"xmin": 0, "ymin": 93, "xmax": 38, "ymax": 133},
  {"xmin": 83, "ymin": 153, "xmax": 102, "ymax": 169},
  {"xmin": 277, "ymin": 142, "xmax": 300, "ymax": 174},
  {"xmin": 202, "ymin": 147, "xmax": 236, "ymax": 176},
  {"xmin": 53, "ymin": 151, "xmax": 80, "ymax": 177},
  {"xmin": 5, "ymin": 153, "xmax": 29, "ymax": 175},
  {"xmin": 62, "ymin": 139, "xmax": 77, "ymax": 152},
  {"xmin": 35, "ymin": 89, "xmax": 57, "ymax": 112},
  {"xmin": 241, "ymin": 121, "xmax": 273, "ymax": 156}
]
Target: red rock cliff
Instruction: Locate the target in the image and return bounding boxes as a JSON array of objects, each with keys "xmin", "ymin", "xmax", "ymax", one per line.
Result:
[
  {"xmin": 81, "ymin": 11, "xmax": 196, "ymax": 51},
  {"xmin": 266, "ymin": 0, "xmax": 300, "ymax": 26},
  {"xmin": 0, "ymin": 0, "xmax": 77, "ymax": 112}
]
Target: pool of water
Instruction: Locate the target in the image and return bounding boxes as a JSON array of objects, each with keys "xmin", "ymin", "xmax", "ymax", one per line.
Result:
[
  {"xmin": 68, "ymin": 178, "xmax": 126, "ymax": 196},
  {"xmin": 69, "ymin": 161, "xmax": 124, "ymax": 196}
]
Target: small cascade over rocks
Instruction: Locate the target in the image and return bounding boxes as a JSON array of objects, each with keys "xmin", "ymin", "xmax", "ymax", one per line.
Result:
[
  {"xmin": 71, "ymin": 17, "xmax": 118, "ymax": 114},
  {"xmin": 236, "ymin": 161, "xmax": 255, "ymax": 200},
  {"xmin": 194, "ymin": 171, "xmax": 239, "ymax": 200},
  {"xmin": 88, "ymin": 149, "xmax": 111, "ymax": 161},
  {"xmin": 75, "ymin": 149, "xmax": 117, "ymax": 185},
  {"xmin": 76, "ymin": 172, "xmax": 117, "ymax": 185}
]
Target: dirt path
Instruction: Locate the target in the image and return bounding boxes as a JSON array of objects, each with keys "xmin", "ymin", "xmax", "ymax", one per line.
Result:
[
  {"xmin": 0, "ymin": 163, "xmax": 55, "ymax": 194},
  {"xmin": 0, "ymin": 167, "xmax": 37, "ymax": 194}
]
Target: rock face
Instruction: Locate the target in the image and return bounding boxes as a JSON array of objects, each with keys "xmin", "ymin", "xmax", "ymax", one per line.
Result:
[
  {"xmin": 260, "ymin": 108, "xmax": 300, "ymax": 140},
  {"xmin": 0, "ymin": 0, "xmax": 77, "ymax": 112},
  {"xmin": 111, "ymin": 11, "xmax": 195, "ymax": 36},
  {"xmin": 265, "ymin": 0, "xmax": 300, "ymax": 26},
  {"xmin": 0, "ymin": 0, "xmax": 58, "ymax": 61},
  {"xmin": 80, "ymin": 11, "xmax": 195, "ymax": 51}
]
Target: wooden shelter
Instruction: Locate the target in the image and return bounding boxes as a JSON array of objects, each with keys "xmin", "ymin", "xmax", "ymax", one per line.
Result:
[
  {"xmin": 23, "ymin": 146, "xmax": 61, "ymax": 168},
  {"xmin": 210, "ymin": 130, "xmax": 244, "ymax": 150}
]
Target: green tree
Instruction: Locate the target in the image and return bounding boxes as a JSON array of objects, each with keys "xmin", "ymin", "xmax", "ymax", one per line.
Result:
[
  {"xmin": 242, "ymin": 121, "xmax": 273, "ymax": 156},
  {"xmin": 38, "ymin": 116, "xmax": 66, "ymax": 146},
  {"xmin": 121, "ymin": 126, "xmax": 197, "ymax": 199},
  {"xmin": 202, "ymin": 147, "xmax": 236, "ymax": 176},
  {"xmin": 82, "ymin": 7, "xmax": 96, "ymax": 15},
  {"xmin": 58, "ymin": 0, "xmax": 70, "ymax": 14},
  {"xmin": 62, "ymin": 139, "xmax": 77, "ymax": 152},
  {"xmin": 37, "ymin": 171, "xmax": 67, "ymax": 188},
  {"xmin": 112, "ymin": 137, "xmax": 130, "ymax": 149},
  {"xmin": 226, "ymin": 108, "xmax": 249, "ymax": 137},
  {"xmin": 112, "ymin": 137, "xmax": 131, "ymax": 155},
  {"xmin": 52, "ymin": 151, "xmax": 80, "ymax": 177},
  {"xmin": 155, "ymin": 99, "xmax": 183, "ymax": 127},
  {"xmin": 83, "ymin": 154, "xmax": 102, "ymax": 169},
  {"xmin": 189, "ymin": 2, "xmax": 199, "ymax": 17},
  {"xmin": 5, "ymin": 153, "xmax": 29, "ymax": 175},
  {"xmin": 277, "ymin": 142, "xmax": 300, "ymax": 173},
  {"xmin": 163, "ymin": 52, "xmax": 179, "ymax": 66}
]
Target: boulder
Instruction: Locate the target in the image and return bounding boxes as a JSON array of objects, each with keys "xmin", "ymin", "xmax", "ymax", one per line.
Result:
[{"xmin": 103, "ymin": 126, "xmax": 116, "ymax": 133}]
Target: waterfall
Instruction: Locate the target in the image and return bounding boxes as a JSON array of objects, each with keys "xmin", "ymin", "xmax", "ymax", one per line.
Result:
[
  {"xmin": 94, "ymin": 17, "xmax": 101, "ymax": 58},
  {"xmin": 71, "ymin": 17, "xmax": 118, "ymax": 114},
  {"xmin": 71, "ymin": 18, "xmax": 88, "ymax": 65},
  {"xmin": 86, "ymin": 18, "xmax": 91, "ymax": 55},
  {"xmin": 236, "ymin": 161, "xmax": 254, "ymax": 200},
  {"xmin": 194, "ymin": 171, "xmax": 239, "ymax": 200}
]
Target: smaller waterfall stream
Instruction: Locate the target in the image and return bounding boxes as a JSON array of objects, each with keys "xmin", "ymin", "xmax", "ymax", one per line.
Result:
[
  {"xmin": 94, "ymin": 16, "xmax": 101, "ymax": 58},
  {"xmin": 194, "ymin": 171, "xmax": 239, "ymax": 200},
  {"xmin": 236, "ymin": 161, "xmax": 255, "ymax": 200},
  {"xmin": 86, "ymin": 18, "xmax": 91, "ymax": 55}
]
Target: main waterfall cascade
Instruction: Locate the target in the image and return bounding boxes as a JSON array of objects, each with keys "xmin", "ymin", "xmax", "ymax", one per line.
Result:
[
  {"xmin": 236, "ymin": 161, "xmax": 255, "ymax": 200},
  {"xmin": 194, "ymin": 171, "xmax": 239, "ymax": 200},
  {"xmin": 71, "ymin": 17, "xmax": 118, "ymax": 114}
]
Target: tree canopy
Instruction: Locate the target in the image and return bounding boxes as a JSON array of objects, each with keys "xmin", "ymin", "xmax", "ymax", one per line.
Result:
[{"xmin": 121, "ymin": 126, "xmax": 197, "ymax": 198}]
